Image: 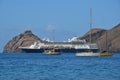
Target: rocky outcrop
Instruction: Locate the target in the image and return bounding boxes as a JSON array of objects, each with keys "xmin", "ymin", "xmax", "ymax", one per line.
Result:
[
  {"xmin": 80, "ymin": 24, "xmax": 120, "ymax": 52},
  {"xmin": 3, "ymin": 30, "xmax": 41, "ymax": 53},
  {"xmin": 97, "ymin": 24, "xmax": 120, "ymax": 52},
  {"xmin": 80, "ymin": 28, "xmax": 106, "ymax": 43}
]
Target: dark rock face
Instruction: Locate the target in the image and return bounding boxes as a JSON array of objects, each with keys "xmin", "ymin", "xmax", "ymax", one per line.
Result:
[
  {"xmin": 80, "ymin": 28, "xmax": 106, "ymax": 43},
  {"xmin": 3, "ymin": 30, "xmax": 41, "ymax": 53},
  {"xmin": 98, "ymin": 24, "xmax": 120, "ymax": 52},
  {"xmin": 80, "ymin": 24, "xmax": 120, "ymax": 52}
]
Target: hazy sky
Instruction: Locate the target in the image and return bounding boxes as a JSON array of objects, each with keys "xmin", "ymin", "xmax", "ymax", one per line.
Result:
[{"xmin": 0, "ymin": 0, "xmax": 120, "ymax": 52}]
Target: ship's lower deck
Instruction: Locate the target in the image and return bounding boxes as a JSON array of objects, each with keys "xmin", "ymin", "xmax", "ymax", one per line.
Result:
[{"xmin": 21, "ymin": 48, "xmax": 99, "ymax": 53}]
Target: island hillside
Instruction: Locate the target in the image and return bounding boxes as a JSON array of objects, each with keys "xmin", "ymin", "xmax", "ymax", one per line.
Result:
[
  {"xmin": 3, "ymin": 30, "xmax": 41, "ymax": 53},
  {"xmin": 80, "ymin": 24, "xmax": 120, "ymax": 52},
  {"xmin": 3, "ymin": 24, "xmax": 120, "ymax": 53}
]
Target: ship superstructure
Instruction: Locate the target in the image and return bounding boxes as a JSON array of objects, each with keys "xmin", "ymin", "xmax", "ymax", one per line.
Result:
[{"xmin": 19, "ymin": 36, "xmax": 99, "ymax": 53}]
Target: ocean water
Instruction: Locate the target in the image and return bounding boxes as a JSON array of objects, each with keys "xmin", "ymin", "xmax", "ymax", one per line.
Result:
[{"xmin": 0, "ymin": 53, "xmax": 120, "ymax": 80}]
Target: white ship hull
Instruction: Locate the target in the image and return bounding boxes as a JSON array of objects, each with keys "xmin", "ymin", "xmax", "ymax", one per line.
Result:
[{"xmin": 76, "ymin": 52, "xmax": 100, "ymax": 57}]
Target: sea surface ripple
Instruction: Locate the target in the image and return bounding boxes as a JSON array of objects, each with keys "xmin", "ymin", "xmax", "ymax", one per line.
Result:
[{"xmin": 0, "ymin": 53, "xmax": 120, "ymax": 80}]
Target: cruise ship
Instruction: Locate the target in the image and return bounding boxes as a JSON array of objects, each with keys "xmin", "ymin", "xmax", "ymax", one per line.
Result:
[{"xmin": 19, "ymin": 36, "xmax": 99, "ymax": 53}]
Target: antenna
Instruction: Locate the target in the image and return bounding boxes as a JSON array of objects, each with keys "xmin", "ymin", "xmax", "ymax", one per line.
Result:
[
  {"xmin": 90, "ymin": 8, "xmax": 92, "ymax": 43},
  {"xmin": 52, "ymin": 29, "xmax": 55, "ymax": 41},
  {"xmin": 106, "ymin": 31, "xmax": 108, "ymax": 52},
  {"xmin": 47, "ymin": 25, "xmax": 55, "ymax": 41}
]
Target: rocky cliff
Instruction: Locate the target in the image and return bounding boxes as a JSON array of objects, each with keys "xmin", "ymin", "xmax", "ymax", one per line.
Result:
[
  {"xmin": 80, "ymin": 24, "xmax": 120, "ymax": 52},
  {"xmin": 97, "ymin": 24, "xmax": 120, "ymax": 52},
  {"xmin": 80, "ymin": 28, "xmax": 106, "ymax": 43},
  {"xmin": 3, "ymin": 30, "xmax": 41, "ymax": 53}
]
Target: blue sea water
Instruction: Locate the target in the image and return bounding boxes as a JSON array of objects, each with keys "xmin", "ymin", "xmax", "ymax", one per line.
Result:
[{"xmin": 0, "ymin": 53, "xmax": 120, "ymax": 80}]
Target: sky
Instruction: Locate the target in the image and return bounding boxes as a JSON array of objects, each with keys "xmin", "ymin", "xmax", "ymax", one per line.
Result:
[{"xmin": 0, "ymin": 0, "xmax": 120, "ymax": 52}]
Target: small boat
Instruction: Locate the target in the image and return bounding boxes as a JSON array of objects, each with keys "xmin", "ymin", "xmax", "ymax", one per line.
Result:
[
  {"xmin": 100, "ymin": 53, "xmax": 112, "ymax": 56},
  {"xmin": 76, "ymin": 52, "xmax": 113, "ymax": 57},
  {"xmin": 100, "ymin": 51, "xmax": 113, "ymax": 56},
  {"xmin": 76, "ymin": 9, "xmax": 101, "ymax": 57},
  {"xmin": 76, "ymin": 9, "xmax": 113, "ymax": 57},
  {"xmin": 76, "ymin": 52, "xmax": 100, "ymax": 57},
  {"xmin": 44, "ymin": 49, "xmax": 61, "ymax": 55}
]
